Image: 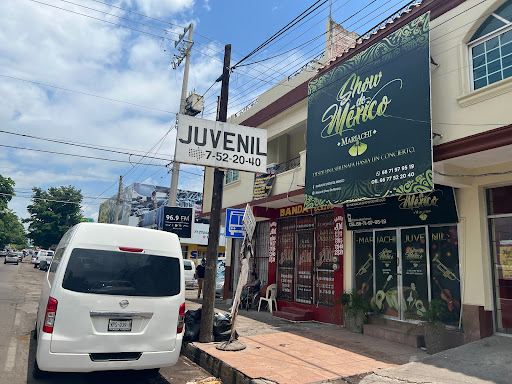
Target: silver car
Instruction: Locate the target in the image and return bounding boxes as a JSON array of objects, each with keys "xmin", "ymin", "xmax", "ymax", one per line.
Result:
[{"xmin": 4, "ymin": 252, "xmax": 19, "ymax": 265}]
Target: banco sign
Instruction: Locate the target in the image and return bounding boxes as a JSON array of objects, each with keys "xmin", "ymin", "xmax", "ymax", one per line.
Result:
[{"xmin": 175, "ymin": 114, "xmax": 267, "ymax": 173}]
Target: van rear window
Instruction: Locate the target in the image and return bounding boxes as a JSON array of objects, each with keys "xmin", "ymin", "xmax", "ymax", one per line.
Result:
[{"xmin": 62, "ymin": 248, "xmax": 180, "ymax": 297}]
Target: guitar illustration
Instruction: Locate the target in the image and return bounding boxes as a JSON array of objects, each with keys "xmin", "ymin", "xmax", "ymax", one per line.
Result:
[
  {"xmin": 374, "ymin": 275, "xmax": 393, "ymax": 310},
  {"xmin": 433, "ymin": 276, "xmax": 460, "ymax": 312}
]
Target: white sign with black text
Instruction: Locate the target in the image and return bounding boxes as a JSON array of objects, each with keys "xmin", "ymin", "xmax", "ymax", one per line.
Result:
[{"xmin": 175, "ymin": 114, "xmax": 267, "ymax": 173}]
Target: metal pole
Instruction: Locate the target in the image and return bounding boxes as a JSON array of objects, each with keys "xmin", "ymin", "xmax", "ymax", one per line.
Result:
[
  {"xmin": 114, "ymin": 175, "xmax": 123, "ymax": 224},
  {"xmin": 168, "ymin": 24, "xmax": 194, "ymax": 207},
  {"xmin": 199, "ymin": 44, "xmax": 231, "ymax": 343}
]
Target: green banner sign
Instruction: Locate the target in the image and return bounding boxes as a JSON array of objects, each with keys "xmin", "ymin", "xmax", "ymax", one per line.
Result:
[{"xmin": 305, "ymin": 13, "xmax": 432, "ymax": 208}]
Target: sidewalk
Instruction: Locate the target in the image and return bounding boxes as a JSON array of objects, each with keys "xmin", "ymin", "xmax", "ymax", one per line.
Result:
[{"xmin": 183, "ymin": 291, "xmax": 427, "ymax": 384}]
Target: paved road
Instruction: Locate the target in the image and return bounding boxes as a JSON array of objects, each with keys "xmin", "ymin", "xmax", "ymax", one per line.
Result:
[{"xmin": 0, "ymin": 258, "xmax": 212, "ymax": 384}]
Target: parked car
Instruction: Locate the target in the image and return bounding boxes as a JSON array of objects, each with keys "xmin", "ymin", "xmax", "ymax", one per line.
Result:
[
  {"xmin": 0, "ymin": 249, "xmax": 7, "ymax": 257},
  {"xmin": 184, "ymin": 259, "xmax": 197, "ymax": 288},
  {"xmin": 38, "ymin": 251, "xmax": 54, "ymax": 271},
  {"xmin": 34, "ymin": 222, "xmax": 185, "ymax": 378},
  {"xmin": 4, "ymin": 252, "xmax": 19, "ymax": 265},
  {"xmin": 33, "ymin": 250, "xmax": 45, "ymax": 267}
]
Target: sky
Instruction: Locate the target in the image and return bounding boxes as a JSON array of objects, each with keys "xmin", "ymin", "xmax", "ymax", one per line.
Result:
[{"xmin": 0, "ymin": 0, "xmax": 414, "ymax": 222}]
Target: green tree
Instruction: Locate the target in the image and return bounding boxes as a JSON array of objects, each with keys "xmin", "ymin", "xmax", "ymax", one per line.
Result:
[
  {"xmin": 24, "ymin": 186, "xmax": 83, "ymax": 249},
  {"xmin": 0, "ymin": 210, "xmax": 27, "ymax": 249},
  {"xmin": 0, "ymin": 174, "xmax": 15, "ymax": 211},
  {"xmin": 0, "ymin": 174, "xmax": 27, "ymax": 249}
]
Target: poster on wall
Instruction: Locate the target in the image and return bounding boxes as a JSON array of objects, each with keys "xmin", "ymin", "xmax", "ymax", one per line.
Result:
[
  {"xmin": 372, "ymin": 230, "xmax": 398, "ymax": 317},
  {"xmin": 304, "ymin": 13, "xmax": 432, "ymax": 208},
  {"xmin": 253, "ymin": 172, "xmax": 276, "ymax": 199},
  {"xmin": 316, "ymin": 213, "xmax": 335, "ymax": 306},
  {"xmin": 354, "ymin": 232, "xmax": 374, "ymax": 306},
  {"xmin": 429, "ymin": 225, "xmax": 461, "ymax": 325},
  {"xmin": 499, "ymin": 245, "xmax": 512, "ymax": 280},
  {"xmin": 401, "ymin": 227, "xmax": 429, "ymax": 320},
  {"xmin": 296, "ymin": 232, "xmax": 314, "ymax": 304},
  {"xmin": 277, "ymin": 218, "xmax": 295, "ymax": 300}
]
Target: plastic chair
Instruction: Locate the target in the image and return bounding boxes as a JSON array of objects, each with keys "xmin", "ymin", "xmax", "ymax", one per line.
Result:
[{"xmin": 258, "ymin": 284, "xmax": 277, "ymax": 314}]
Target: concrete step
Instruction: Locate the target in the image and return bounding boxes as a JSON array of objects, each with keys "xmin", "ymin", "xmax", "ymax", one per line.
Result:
[
  {"xmin": 363, "ymin": 323, "xmax": 425, "ymax": 348},
  {"xmin": 273, "ymin": 306, "xmax": 315, "ymax": 321},
  {"xmin": 279, "ymin": 307, "xmax": 314, "ymax": 316}
]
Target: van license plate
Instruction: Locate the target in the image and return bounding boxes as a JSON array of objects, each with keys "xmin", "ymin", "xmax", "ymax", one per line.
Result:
[{"xmin": 108, "ymin": 319, "xmax": 132, "ymax": 332}]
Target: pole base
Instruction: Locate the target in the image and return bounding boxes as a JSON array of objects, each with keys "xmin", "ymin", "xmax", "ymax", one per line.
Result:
[{"xmin": 216, "ymin": 340, "xmax": 246, "ymax": 351}]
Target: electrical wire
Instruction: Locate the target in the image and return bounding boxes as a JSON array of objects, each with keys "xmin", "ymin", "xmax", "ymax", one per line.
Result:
[
  {"xmin": 0, "ymin": 191, "xmax": 93, "ymax": 205},
  {"xmin": 0, "ymin": 166, "xmax": 116, "ymax": 181},
  {"xmin": 0, "ymin": 130, "xmax": 174, "ymax": 161},
  {"xmin": 0, "ymin": 144, "xmax": 169, "ymax": 167},
  {"xmin": 0, "ymin": 73, "xmax": 176, "ymax": 114}
]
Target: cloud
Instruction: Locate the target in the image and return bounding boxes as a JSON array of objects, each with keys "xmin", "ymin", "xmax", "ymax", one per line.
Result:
[{"xmin": 0, "ymin": 0, "xmax": 219, "ymax": 221}]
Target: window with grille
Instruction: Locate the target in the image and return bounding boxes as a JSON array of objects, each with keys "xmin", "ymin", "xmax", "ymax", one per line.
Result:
[
  {"xmin": 469, "ymin": 1, "xmax": 512, "ymax": 90},
  {"xmin": 253, "ymin": 221, "xmax": 270, "ymax": 286},
  {"xmin": 225, "ymin": 170, "xmax": 239, "ymax": 184}
]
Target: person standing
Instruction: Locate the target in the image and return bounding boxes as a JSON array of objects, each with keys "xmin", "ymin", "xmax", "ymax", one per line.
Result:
[{"xmin": 195, "ymin": 259, "xmax": 206, "ymax": 299}]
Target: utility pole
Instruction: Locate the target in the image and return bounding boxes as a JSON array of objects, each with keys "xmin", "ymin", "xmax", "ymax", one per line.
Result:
[
  {"xmin": 114, "ymin": 175, "xmax": 123, "ymax": 224},
  {"xmin": 199, "ymin": 44, "xmax": 231, "ymax": 343},
  {"xmin": 168, "ymin": 23, "xmax": 194, "ymax": 207}
]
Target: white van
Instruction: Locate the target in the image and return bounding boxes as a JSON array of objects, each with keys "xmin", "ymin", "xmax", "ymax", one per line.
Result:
[
  {"xmin": 183, "ymin": 259, "xmax": 197, "ymax": 288},
  {"xmin": 33, "ymin": 223, "xmax": 185, "ymax": 378}
]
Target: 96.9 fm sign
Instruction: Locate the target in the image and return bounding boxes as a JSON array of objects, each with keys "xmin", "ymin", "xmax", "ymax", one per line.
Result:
[{"xmin": 163, "ymin": 206, "xmax": 193, "ymax": 238}]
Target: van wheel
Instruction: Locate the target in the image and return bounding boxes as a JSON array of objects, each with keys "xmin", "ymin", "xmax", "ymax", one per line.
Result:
[{"xmin": 32, "ymin": 358, "xmax": 48, "ymax": 379}]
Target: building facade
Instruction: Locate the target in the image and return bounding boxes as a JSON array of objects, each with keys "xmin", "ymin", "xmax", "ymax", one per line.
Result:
[{"xmin": 202, "ymin": 0, "xmax": 512, "ymax": 344}]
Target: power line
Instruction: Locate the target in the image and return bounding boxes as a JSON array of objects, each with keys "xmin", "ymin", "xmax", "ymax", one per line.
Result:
[
  {"xmin": 0, "ymin": 73, "xmax": 176, "ymax": 114},
  {"xmin": 0, "ymin": 144, "xmax": 170, "ymax": 167},
  {"xmin": 0, "ymin": 191, "xmax": 91, "ymax": 205},
  {"xmin": 0, "ymin": 130, "xmax": 174, "ymax": 161},
  {"xmin": 0, "ymin": 166, "xmax": 116, "ymax": 181}
]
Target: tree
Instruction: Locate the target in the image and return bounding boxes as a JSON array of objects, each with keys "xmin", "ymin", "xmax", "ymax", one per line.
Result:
[
  {"xmin": 0, "ymin": 174, "xmax": 15, "ymax": 211},
  {"xmin": 0, "ymin": 210, "xmax": 27, "ymax": 249},
  {"xmin": 0, "ymin": 174, "xmax": 26, "ymax": 249},
  {"xmin": 24, "ymin": 186, "xmax": 83, "ymax": 249}
]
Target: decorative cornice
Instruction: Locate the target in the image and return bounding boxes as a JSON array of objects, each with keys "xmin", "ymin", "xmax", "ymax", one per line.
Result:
[{"xmin": 434, "ymin": 124, "xmax": 512, "ymax": 162}]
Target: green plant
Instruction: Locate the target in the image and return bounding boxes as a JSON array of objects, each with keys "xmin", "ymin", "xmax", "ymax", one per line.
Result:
[
  {"xmin": 408, "ymin": 299, "xmax": 447, "ymax": 324},
  {"xmin": 338, "ymin": 289, "xmax": 372, "ymax": 316}
]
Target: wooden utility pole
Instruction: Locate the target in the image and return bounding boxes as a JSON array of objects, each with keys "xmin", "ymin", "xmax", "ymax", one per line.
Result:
[
  {"xmin": 199, "ymin": 44, "xmax": 231, "ymax": 343},
  {"xmin": 114, "ymin": 175, "xmax": 123, "ymax": 224}
]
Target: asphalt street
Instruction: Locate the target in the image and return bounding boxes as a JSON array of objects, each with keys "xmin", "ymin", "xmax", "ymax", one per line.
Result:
[{"xmin": 0, "ymin": 257, "xmax": 212, "ymax": 384}]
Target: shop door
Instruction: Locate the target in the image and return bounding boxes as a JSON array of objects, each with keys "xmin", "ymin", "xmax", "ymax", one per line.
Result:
[
  {"xmin": 400, "ymin": 227, "xmax": 430, "ymax": 320},
  {"xmin": 373, "ymin": 227, "xmax": 430, "ymax": 320},
  {"xmin": 373, "ymin": 230, "xmax": 399, "ymax": 318},
  {"xmin": 296, "ymin": 231, "xmax": 314, "ymax": 304}
]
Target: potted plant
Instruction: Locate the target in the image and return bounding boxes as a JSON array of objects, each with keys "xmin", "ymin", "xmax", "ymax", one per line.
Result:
[
  {"xmin": 338, "ymin": 290, "xmax": 372, "ymax": 333},
  {"xmin": 414, "ymin": 299, "xmax": 447, "ymax": 354}
]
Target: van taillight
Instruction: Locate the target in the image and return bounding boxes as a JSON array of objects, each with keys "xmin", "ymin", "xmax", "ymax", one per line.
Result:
[
  {"xmin": 43, "ymin": 297, "xmax": 58, "ymax": 333},
  {"xmin": 177, "ymin": 303, "xmax": 185, "ymax": 333}
]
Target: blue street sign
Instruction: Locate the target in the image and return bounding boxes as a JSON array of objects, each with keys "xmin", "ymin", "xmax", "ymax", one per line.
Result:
[{"xmin": 225, "ymin": 208, "xmax": 246, "ymax": 238}]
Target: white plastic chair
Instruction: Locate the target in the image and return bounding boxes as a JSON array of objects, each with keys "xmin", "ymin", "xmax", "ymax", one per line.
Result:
[{"xmin": 258, "ymin": 283, "xmax": 277, "ymax": 314}]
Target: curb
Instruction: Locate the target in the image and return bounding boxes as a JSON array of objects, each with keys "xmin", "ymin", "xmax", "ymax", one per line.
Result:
[{"xmin": 182, "ymin": 342, "xmax": 260, "ymax": 384}]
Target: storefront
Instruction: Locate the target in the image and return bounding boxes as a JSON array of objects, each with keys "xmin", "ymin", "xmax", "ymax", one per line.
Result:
[
  {"xmin": 487, "ymin": 185, "xmax": 512, "ymax": 335},
  {"xmin": 268, "ymin": 204, "xmax": 344, "ymax": 323},
  {"xmin": 347, "ymin": 186, "xmax": 462, "ymax": 326}
]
